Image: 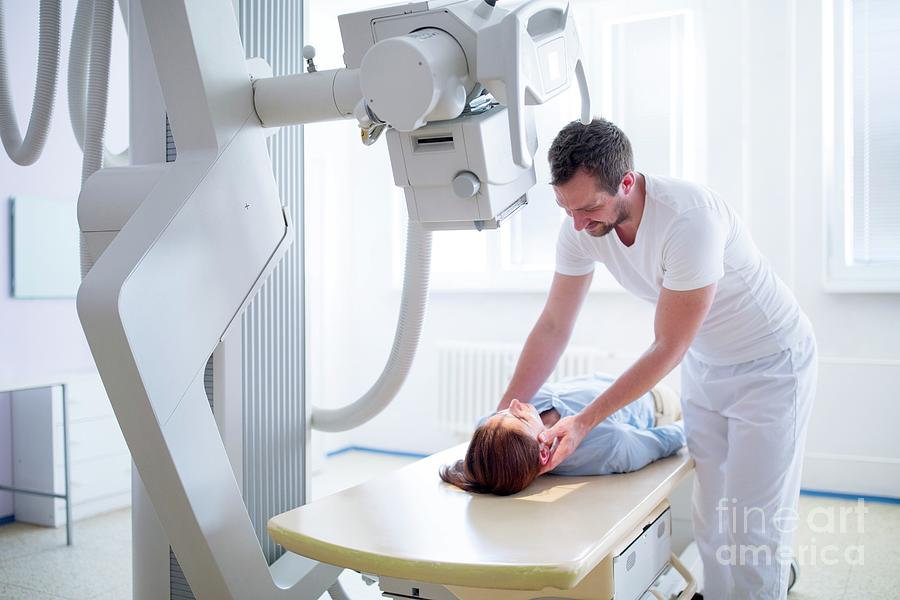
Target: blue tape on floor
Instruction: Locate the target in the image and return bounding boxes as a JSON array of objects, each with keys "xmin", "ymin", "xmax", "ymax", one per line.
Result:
[
  {"xmin": 801, "ymin": 489, "xmax": 900, "ymax": 505},
  {"xmin": 0, "ymin": 515, "xmax": 14, "ymax": 526},
  {"xmin": 326, "ymin": 446, "xmax": 430, "ymax": 460}
]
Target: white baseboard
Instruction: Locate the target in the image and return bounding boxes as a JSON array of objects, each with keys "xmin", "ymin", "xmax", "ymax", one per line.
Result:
[
  {"xmin": 802, "ymin": 453, "xmax": 900, "ymax": 499},
  {"xmin": 72, "ymin": 491, "xmax": 131, "ymax": 521}
]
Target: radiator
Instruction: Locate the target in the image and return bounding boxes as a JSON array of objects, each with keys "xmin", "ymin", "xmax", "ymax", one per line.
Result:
[{"xmin": 437, "ymin": 342, "xmax": 632, "ymax": 436}]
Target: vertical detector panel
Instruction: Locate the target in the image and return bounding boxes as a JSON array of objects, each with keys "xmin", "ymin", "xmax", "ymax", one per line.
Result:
[{"xmin": 238, "ymin": 0, "xmax": 306, "ymax": 565}]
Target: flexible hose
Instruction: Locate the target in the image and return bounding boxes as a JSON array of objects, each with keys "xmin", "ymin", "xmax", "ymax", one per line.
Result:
[
  {"xmin": 69, "ymin": 0, "xmax": 128, "ymax": 168},
  {"xmin": 81, "ymin": 0, "xmax": 112, "ymax": 183},
  {"xmin": 68, "ymin": 0, "xmax": 92, "ymax": 157},
  {"xmin": 0, "ymin": 0, "xmax": 60, "ymax": 166},
  {"xmin": 80, "ymin": 0, "xmax": 114, "ymax": 278},
  {"xmin": 311, "ymin": 220, "xmax": 432, "ymax": 432}
]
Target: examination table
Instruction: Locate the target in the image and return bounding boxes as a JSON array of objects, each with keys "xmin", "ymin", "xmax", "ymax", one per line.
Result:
[{"xmin": 269, "ymin": 444, "xmax": 696, "ymax": 599}]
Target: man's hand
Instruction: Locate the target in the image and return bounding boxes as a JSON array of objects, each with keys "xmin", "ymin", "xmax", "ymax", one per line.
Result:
[{"xmin": 538, "ymin": 414, "xmax": 591, "ymax": 473}]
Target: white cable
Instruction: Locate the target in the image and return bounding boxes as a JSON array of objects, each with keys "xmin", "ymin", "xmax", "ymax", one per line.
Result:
[
  {"xmin": 0, "ymin": 0, "xmax": 60, "ymax": 166},
  {"xmin": 311, "ymin": 220, "xmax": 432, "ymax": 432},
  {"xmin": 69, "ymin": 0, "xmax": 128, "ymax": 168},
  {"xmin": 80, "ymin": 0, "xmax": 115, "ymax": 278}
]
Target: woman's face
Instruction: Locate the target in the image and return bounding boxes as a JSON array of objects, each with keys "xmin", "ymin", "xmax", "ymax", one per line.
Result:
[
  {"xmin": 491, "ymin": 398, "xmax": 546, "ymax": 440},
  {"xmin": 489, "ymin": 399, "xmax": 555, "ymax": 475}
]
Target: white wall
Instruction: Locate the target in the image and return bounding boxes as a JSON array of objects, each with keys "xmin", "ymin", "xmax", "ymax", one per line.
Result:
[
  {"xmin": 786, "ymin": 0, "xmax": 900, "ymax": 498},
  {"xmin": 307, "ymin": 0, "xmax": 900, "ymax": 498},
  {"xmin": 0, "ymin": 2, "xmax": 129, "ymax": 517}
]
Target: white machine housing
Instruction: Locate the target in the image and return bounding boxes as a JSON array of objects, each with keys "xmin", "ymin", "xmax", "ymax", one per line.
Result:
[
  {"xmin": 386, "ymin": 103, "xmax": 537, "ymax": 230},
  {"xmin": 613, "ymin": 507, "xmax": 673, "ymax": 600},
  {"xmin": 272, "ymin": 0, "xmax": 593, "ymax": 231}
]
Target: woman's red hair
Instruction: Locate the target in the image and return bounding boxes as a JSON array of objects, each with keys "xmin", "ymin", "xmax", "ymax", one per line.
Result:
[{"xmin": 439, "ymin": 419, "xmax": 541, "ymax": 496}]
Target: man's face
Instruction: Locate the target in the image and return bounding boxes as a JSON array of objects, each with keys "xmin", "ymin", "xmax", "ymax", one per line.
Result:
[{"xmin": 554, "ymin": 169, "xmax": 628, "ymax": 237}]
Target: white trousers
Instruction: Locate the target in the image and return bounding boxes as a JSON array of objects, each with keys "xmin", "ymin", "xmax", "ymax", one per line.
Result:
[{"xmin": 681, "ymin": 331, "xmax": 817, "ymax": 600}]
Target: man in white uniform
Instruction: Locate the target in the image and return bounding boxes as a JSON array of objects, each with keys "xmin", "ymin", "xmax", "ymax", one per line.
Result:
[{"xmin": 497, "ymin": 119, "xmax": 817, "ymax": 599}]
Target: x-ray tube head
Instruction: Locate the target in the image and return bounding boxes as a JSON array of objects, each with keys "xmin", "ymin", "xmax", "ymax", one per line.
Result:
[
  {"xmin": 360, "ymin": 28, "xmax": 472, "ymax": 131},
  {"xmin": 336, "ymin": 0, "xmax": 592, "ymax": 231}
]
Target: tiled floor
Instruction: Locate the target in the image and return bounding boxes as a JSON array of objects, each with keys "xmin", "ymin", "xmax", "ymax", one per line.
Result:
[
  {"xmin": 0, "ymin": 510, "xmax": 130, "ymax": 600},
  {"xmin": 1, "ymin": 452, "xmax": 898, "ymax": 599}
]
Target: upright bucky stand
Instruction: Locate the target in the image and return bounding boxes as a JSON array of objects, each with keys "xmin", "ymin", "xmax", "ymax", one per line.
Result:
[
  {"xmin": 77, "ymin": 1, "xmax": 338, "ymax": 597},
  {"xmin": 76, "ymin": 0, "xmax": 595, "ymax": 596}
]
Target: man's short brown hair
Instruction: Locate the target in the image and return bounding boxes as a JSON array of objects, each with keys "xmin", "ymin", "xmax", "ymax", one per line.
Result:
[{"xmin": 547, "ymin": 118, "xmax": 633, "ymax": 195}]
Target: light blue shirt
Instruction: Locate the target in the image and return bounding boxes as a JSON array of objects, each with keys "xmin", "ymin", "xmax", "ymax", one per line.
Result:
[{"xmin": 484, "ymin": 373, "xmax": 685, "ymax": 476}]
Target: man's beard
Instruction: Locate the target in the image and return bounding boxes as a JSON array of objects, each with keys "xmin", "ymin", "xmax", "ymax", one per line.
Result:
[
  {"xmin": 586, "ymin": 200, "xmax": 629, "ymax": 238},
  {"xmin": 586, "ymin": 221, "xmax": 616, "ymax": 237}
]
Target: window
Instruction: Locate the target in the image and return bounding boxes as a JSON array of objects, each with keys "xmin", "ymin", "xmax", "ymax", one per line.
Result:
[{"xmin": 825, "ymin": 0, "xmax": 900, "ymax": 292}]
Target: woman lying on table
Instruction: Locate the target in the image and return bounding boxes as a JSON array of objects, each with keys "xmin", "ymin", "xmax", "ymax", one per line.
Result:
[{"xmin": 440, "ymin": 373, "xmax": 685, "ymax": 496}]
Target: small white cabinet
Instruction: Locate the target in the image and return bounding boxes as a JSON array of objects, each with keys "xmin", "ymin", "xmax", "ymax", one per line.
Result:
[{"xmin": 11, "ymin": 373, "xmax": 131, "ymax": 526}]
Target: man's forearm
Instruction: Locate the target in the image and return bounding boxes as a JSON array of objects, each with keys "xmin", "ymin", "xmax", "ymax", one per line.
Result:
[
  {"xmin": 581, "ymin": 283, "xmax": 713, "ymax": 427},
  {"xmin": 498, "ymin": 317, "xmax": 571, "ymax": 410},
  {"xmin": 579, "ymin": 341, "xmax": 684, "ymax": 429}
]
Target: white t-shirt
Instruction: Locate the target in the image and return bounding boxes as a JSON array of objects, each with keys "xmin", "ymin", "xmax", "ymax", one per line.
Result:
[{"xmin": 555, "ymin": 174, "xmax": 808, "ymax": 365}]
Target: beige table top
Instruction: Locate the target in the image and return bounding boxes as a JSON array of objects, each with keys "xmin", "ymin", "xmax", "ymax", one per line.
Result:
[{"xmin": 269, "ymin": 444, "xmax": 693, "ymax": 591}]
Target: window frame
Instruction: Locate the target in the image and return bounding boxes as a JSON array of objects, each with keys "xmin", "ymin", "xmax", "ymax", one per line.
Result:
[{"xmin": 822, "ymin": 0, "xmax": 900, "ymax": 293}]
